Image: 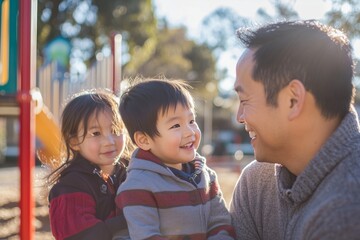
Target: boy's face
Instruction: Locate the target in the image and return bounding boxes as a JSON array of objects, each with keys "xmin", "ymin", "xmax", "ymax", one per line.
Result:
[{"xmin": 148, "ymin": 103, "xmax": 201, "ymax": 170}]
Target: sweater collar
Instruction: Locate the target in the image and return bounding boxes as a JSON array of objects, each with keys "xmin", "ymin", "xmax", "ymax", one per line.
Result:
[
  {"xmin": 277, "ymin": 109, "xmax": 360, "ymax": 204},
  {"xmin": 62, "ymin": 154, "xmax": 126, "ymax": 181},
  {"xmin": 131, "ymin": 148, "xmax": 205, "ymax": 177},
  {"xmin": 135, "ymin": 148, "xmax": 164, "ymax": 165}
]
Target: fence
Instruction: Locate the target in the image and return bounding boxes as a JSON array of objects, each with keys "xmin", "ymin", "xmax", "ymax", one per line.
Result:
[
  {"xmin": 37, "ymin": 33, "xmax": 122, "ymax": 121},
  {"xmin": 37, "ymin": 54, "xmax": 115, "ymax": 121}
]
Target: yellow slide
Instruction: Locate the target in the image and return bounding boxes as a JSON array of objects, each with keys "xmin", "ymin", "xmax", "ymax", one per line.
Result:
[{"xmin": 35, "ymin": 105, "xmax": 62, "ymax": 169}]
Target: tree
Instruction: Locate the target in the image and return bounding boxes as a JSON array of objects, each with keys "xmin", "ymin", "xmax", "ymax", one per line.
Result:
[
  {"xmin": 37, "ymin": 0, "xmax": 218, "ymax": 95},
  {"xmin": 201, "ymin": 8, "xmax": 250, "ymax": 54},
  {"xmin": 201, "ymin": 0, "xmax": 360, "ymax": 89},
  {"xmin": 37, "ymin": 0, "xmax": 157, "ymax": 66},
  {"xmin": 258, "ymin": 0, "xmax": 360, "ymax": 89},
  {"xmin": 124, "ymin": 26, "xmax": 217, "ymax": 96},
  {"xmin": 324, "ymin": 0, "xmax": 360, "ymax": 39}
]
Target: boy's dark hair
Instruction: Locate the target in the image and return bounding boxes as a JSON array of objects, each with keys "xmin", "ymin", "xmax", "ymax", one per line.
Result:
[
  {"xmin": 237, "ymin": 20, "xmax": 355, "ymax": 119},
  {"xmin": 119, "ymin": 79, "xmax": 194, "ymax": 144}
]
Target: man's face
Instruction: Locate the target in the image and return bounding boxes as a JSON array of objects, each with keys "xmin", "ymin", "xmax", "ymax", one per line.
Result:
[{"xmin": 234, "ymin": 49, "xmax": 289, "ymax": 163}]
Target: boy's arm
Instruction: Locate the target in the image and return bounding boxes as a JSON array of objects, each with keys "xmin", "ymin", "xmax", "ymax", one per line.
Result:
[
  {"xmin": 116, "ymin": 189, "xmax": 169, "ymax": 240},
  {"xmin": 206, "ymin": 169, "xmax": 236, "ymax": 239}
]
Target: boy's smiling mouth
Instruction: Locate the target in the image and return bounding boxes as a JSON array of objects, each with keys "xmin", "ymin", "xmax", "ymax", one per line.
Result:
[{"xmin": 181, "ymin": 142, "xmax": 194, "ymax": 149}]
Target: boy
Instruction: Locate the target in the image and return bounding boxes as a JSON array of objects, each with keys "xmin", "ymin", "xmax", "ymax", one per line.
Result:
[{"xmin": 115, "ymin": 79, "xmax": 235, "ymax": 239}]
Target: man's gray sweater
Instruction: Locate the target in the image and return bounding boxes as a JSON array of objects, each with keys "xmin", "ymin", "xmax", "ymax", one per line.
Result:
[{"xmin": 230, "ymin": 109, "xmax": 360, "ymax": 240}]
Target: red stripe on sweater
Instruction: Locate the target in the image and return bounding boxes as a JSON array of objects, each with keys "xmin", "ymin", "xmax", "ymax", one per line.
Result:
[
  {"xmin": 148, "ymin": 233, "xmax": 207, "ymax": 240},
  {"xmin": 136, "ymin": 149, "xmax": 163, "ymax": 165},
  {"xmin": 49, "ymin": 192, "xmax": 101, "ymax": 239},
  {"xmin": 116, "ymin": 181, "xmax": 219, "ymax": 209}
]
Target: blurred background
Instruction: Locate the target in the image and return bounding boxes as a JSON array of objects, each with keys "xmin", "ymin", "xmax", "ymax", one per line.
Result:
[
  {"xmin": 1, "ymin": 0, "xmax": 360, "ymax": 167},
  {"xmin": 1, "ymin": 1, "xmax": 360, "ymax": 238}
]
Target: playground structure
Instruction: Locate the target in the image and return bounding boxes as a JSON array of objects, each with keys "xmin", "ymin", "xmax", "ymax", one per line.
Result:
[{"xmin": 0, "ymin": 0, "xmax": 122, "ymax": 239}]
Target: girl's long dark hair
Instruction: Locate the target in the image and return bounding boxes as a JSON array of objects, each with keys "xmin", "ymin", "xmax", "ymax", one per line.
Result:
[{"xmin": 43, "ymin": 89, "xmax": 133, "ymax": 191}]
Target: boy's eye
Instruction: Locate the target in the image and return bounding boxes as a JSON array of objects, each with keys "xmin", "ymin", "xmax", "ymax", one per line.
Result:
[
  {"xmin": 190, "ymin": 119, "xmax": 195, "ymax": 124},
  {"xmin": 170, "ymin": 124, "xmax": 180, "ymax": 129}
]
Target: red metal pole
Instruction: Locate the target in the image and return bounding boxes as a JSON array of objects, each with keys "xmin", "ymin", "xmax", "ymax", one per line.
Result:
[{"xmin": 18, "ymin": 0, "xmax": 36, "ymax": 239}]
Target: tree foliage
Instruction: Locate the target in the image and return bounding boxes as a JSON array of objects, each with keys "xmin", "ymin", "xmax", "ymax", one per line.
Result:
[
  {"xmin": 125, "ymin": 26, "xmax": 217, "ymax": 95},
  {"xmin": 201, "ymin": 0, "xmax": 360, "ymax": 90},
  {"xmin": 37, "ymin": 0, "xmax": 218, "ymax": 94},
  {"xmin": 38, "ymin": 0, "xmax": 157, "ymax": 63}
]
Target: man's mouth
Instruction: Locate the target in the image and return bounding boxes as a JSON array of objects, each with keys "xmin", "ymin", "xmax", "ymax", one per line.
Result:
[
  {"xmin": 245, "ymin": 125, "xmax": 256, "ymax": 140},
  {"xmin": 249, "ymin": 131, "xmax": 256, "ymax": 139}
]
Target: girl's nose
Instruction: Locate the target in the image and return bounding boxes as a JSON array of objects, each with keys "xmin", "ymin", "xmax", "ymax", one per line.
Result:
[{"xmin": 105, "ymin": 134, "xmax": 115, "ymax": 144}]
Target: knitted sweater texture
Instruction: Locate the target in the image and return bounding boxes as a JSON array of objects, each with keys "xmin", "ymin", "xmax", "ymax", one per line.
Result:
[
  {"xmin": 230, "ymin": 110, "xmax": 360, "ymax": 240},
  {"xmin": 49, "ymin": 155, "xmax": 128, "ymax": 240},
  {"xmin": 115, "ymin": 149, "xmax": 235, "ymax": 240}
]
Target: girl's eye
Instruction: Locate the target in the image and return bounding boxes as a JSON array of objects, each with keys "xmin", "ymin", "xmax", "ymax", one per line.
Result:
[
  {"xmin": 190, "ymin": 119, "xmax": 195, "ymax": 124},
  {"xmin": 90, "ymin": 131, "xmax": 101, "ymax": 137},
  {"xmin": 170, "ymin": 124, "xmax": 180, "ymax": 129}
]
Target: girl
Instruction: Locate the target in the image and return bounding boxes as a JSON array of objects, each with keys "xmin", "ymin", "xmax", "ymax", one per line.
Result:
[{"xmin": 45, "ymin": 89, "xmax": 132, "ymax": 240}]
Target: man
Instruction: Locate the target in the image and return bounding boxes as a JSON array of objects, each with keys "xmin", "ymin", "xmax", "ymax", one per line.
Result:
[{"xmin": 230, "ymin": 20, "xmax": 360, "ymax": 240}]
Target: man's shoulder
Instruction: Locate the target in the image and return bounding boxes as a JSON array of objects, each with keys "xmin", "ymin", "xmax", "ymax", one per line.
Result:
[
  {"xmin": 237, "ymin": 160, "xmax": 278, "ymax": 192},
  {"xmin": 242, "ymin": 160, "xmax": 276, "ymax": 176},
  {"xmin": 331, "ymin": 144, "xmax": 360, "ymax": 186}
]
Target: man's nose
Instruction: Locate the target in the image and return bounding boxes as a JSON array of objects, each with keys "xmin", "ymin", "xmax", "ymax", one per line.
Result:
[{"xmin": 237, "ymin": 104, "xmax": 245, "ymax": 124}]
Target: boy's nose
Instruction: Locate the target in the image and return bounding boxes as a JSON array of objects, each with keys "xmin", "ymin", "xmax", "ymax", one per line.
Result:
[{"xmin": 184, "ymin": 125, "xmax": 195, "ymax": 137}]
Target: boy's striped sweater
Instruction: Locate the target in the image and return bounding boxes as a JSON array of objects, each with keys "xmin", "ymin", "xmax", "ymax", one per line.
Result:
[{"xmin": 115, "ymin": 149, "xmax": 235, "ymax": 240}]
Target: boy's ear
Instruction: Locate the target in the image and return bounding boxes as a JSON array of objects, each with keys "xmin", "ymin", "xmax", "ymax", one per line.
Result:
[
  {"xmin": 287, "ymin": 79, "xmax": 305, "ymax": 120},
  {"xmin": 134, "ymin": 131, "xmax": 151, "ymax": 150}
]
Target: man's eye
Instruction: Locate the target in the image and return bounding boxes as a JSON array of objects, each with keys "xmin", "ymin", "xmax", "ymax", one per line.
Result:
[
  {"xmin": 170, "ymin": 124, "xmax": 180, "ymax": 129},
  {"xmin": 240, "ymin": 99, "xmax": 248, "ymax": 105}
]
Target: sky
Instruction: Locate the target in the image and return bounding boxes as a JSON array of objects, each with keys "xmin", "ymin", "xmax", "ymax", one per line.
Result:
[
  {"xmin": 153, "ymin": 0, "xmax": 332, "ymax": 38},
  {"xmin": 151, "ymin": 0, "xmax": 337, "ymax": 91}
]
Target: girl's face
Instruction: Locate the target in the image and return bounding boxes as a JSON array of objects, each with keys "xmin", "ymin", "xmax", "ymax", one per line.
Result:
[{"xmin": 71, "ymin": 109, "xmax": 125, "ymax": 174}]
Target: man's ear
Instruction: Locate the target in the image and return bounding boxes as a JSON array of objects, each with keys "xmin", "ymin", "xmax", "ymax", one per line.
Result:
[
  {"xmin": 287, "ymin": 79, "xmax": 306, "ymax": 120},
  {"xmin": 134, "ymin": 131, "xmax": 151, "ymax": 150}
]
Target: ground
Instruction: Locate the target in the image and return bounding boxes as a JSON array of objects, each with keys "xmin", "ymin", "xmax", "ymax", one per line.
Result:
[{"xmin": 0, "ymin": 156, "xmax": 252, "ymax": 239}]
